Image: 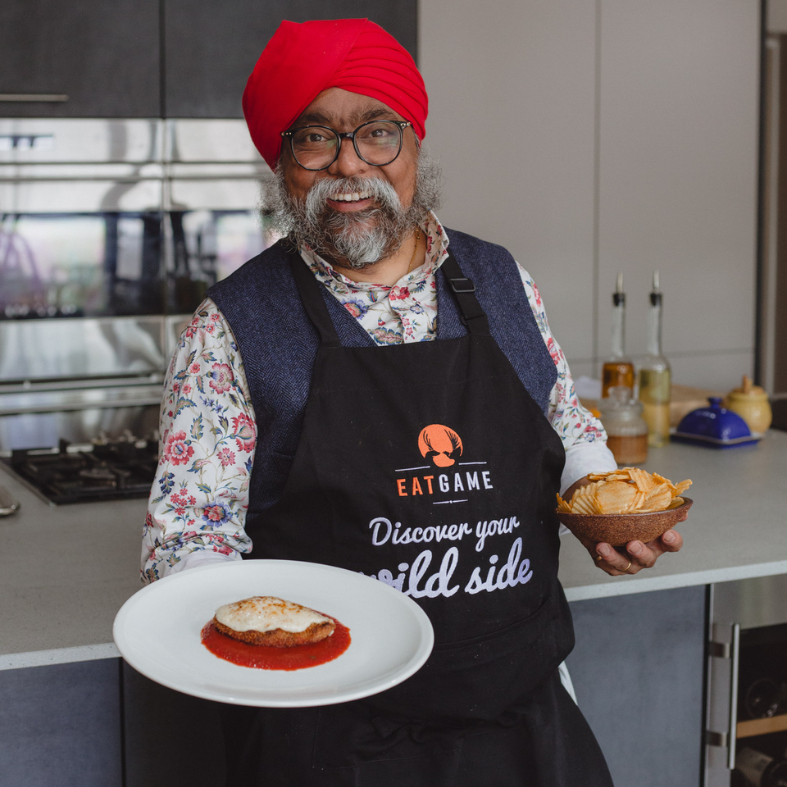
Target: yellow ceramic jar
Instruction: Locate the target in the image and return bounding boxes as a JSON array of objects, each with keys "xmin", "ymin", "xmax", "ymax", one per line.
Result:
[{"xmin": 724, "ymin": 376, "xmax": 772, "ymax": 434}]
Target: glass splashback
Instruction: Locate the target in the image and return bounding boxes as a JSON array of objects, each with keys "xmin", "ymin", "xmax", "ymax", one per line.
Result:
[
  {"xmin": 0, "ymin": 209, "xmax": 268, "ymax": 319},
  {"xmin": 1, "ymin": 211, "xmax": 163, "ymax": 319}
]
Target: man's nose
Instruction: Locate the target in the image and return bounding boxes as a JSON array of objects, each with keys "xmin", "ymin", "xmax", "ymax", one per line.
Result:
[{"xmin": 326, "ymin": 136, "xmax": 369, "ymax": 178}]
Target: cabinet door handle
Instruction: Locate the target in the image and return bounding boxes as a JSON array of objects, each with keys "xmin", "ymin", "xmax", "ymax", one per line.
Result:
[{"xmin": 0, "ymin": 94, "xmax": 69, "ymax": 102}]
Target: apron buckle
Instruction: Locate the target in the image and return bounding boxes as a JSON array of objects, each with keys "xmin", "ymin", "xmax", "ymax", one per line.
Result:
[{"xmin": 449, "ymin": 277, "xmax": 476, "ymax": 294}]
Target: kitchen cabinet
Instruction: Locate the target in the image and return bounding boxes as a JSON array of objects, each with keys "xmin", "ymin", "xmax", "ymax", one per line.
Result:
[
  {"xmin": 420, "ymin": 0, "xmax": 760, "ymax": 390},
  {"xmin": 163, "ymin": 0, "xmax": 418, "ymax": 118},
  {"xmin": 0, "ymin": 0, "xmax": 160, "ymax": 118},
  {"xmin": 0, "ymin": 660, "xmax": 122, "ymax": 786},
  {"xmin": 567, "ymin": 586, "xmax": 706, "ymax": 787},
  {"xmin": 0, "ymin": 0, "xmax": 417, "ymax": 120},
  {"xmin": 594, "ymin": 0, "xmax": 760, "ymax": 389}
]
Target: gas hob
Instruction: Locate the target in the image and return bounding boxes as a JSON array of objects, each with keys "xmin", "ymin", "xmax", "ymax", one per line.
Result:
[{"xmin": 1, "ymin": 438, "xmax": 158, "ymax": 505}]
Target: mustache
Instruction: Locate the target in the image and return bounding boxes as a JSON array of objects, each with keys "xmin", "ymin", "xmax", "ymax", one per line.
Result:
[{"xmin": 303, "ymin": 176, "xmax": 402, "ymax": 217}]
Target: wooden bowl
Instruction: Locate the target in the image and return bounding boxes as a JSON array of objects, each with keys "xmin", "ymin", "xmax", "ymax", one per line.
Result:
[{"xmin": 556, "ymin": 498, "xmax": 693, "ymax": 546}]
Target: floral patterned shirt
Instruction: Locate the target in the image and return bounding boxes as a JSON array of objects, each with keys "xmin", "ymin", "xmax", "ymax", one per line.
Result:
[{"xmin": 141, "ymin": 212, "xmax": 615, "ymax": 582}]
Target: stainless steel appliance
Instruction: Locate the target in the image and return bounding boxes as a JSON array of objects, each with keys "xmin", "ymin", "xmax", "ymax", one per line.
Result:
[
  {"xmin": 704, "ymin": 575, "xmax": 787, "ymax": 786},
  {"xmin": 0, "ymin": 118, "xmax": 273, "ymax": 500}
]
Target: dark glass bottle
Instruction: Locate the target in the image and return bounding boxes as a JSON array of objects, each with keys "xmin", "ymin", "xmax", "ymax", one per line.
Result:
[
  {"xmin": 743, "ymin": 677, "xmax": 783, "ymax": 719},
  {"xmin": 736, "ymin": 748, "xmax": 787, "ymax": 787},
  {"xmin": 601, "ymin": 274, "xmax": 634, "ymax": 398}
]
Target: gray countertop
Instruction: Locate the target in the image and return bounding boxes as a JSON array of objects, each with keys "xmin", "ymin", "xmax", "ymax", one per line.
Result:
[
  {"xmin": 2, "ymin": 430, "xmax": 786, "ymax": 669},
  {"xmin": 0, "ymin": 469, "xmax": 146, "ymax": 669},
  {"xmin": 558, "ymin": 429, "xmax": 787, "ymax": 601}
]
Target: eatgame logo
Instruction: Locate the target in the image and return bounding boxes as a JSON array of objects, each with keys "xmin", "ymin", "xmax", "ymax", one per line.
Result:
[
  {"xmin": 418, "ymin": 424, "xmax": 463, "ymax": 467},
  {"xmin": 396, "ymin": 424, "xmax": 493, "ymax": 502}
]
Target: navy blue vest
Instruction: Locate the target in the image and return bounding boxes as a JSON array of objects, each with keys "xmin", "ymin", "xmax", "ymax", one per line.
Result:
[{"xmin": 208, "ymin": 229, "xmax": 557, "ymax": 515}]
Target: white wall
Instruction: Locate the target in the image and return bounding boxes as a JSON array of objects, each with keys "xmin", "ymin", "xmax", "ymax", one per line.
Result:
[
  {"xmin": 419, "ymin": 0, "xmax": 598, "ymax": 376},
  {"xmin": 419, "ymin": 0, "xmax": 761, "ymax": 391}
]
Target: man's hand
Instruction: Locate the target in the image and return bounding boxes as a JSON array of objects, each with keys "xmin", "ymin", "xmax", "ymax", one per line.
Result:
[
  {"xmin": 563, "ymin": 475, "xmax": 684, "ymax": 576},
  {"xmin": 579, "ymin": 530, "xmax": 683, "ymax": 575}
]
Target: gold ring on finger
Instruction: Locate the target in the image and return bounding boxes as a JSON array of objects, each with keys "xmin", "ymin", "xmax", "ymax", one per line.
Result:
[
  {"xmin": 595, "ymin": 554, "xmax": 604, "ymax": 562},
  {"xmin": 621, "ymin": 560, "xmax": 632, "ymax": 573}
]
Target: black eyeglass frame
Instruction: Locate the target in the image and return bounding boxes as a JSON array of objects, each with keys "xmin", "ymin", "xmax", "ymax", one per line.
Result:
[{"xmin": 281, "ymin": 120, "xmax": 413, "ymax": 171}]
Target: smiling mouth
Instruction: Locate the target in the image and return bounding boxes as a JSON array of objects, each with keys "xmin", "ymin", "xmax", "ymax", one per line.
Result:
[{"xmin": 329, "ymin": 190, "xmax": 372, "ymax": 202}]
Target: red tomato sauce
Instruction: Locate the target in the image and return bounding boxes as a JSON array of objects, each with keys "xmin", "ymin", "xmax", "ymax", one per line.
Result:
[{"xmin": 201, "ymin": 619, "xmax": 351, "ymax": 671}]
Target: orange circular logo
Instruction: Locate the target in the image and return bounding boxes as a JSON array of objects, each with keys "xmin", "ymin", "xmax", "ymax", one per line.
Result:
[{"xmin": 418, "ymin": 424, "xmax": 463, "ymax": 467}]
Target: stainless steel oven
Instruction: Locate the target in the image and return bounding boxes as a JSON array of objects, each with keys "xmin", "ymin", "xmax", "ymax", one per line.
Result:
[{"xmin": 0, "ymin": 118, "xmax": 274, "ymax": 501}]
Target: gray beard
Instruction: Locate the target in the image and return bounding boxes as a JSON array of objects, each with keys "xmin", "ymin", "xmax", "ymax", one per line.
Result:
[{"xmin": 260, "ymin": 153, "xmax": 443, "ymax": 270}]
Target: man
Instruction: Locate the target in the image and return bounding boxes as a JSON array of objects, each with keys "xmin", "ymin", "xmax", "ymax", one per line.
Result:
[{"xmin": 142, "ymin": 18, "xmax": 683, "ymax": 786}]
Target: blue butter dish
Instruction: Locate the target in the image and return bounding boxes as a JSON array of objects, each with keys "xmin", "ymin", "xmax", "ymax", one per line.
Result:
[{"xmin": 672, "ymin": 397, "xmax": 760, "ymax": 448}]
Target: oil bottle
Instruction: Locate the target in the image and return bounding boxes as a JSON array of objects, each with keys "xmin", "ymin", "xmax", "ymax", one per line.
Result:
[
  {"xmin": 601, "ymin": 273, "xmax": 634, "ymax": 398},
  {"xmin": 638, "ymin": 271, "xmax": 671, "ymax": 447}
]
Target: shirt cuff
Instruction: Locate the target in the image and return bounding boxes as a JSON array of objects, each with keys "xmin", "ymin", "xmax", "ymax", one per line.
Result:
[
  {"xmin": 557, "ymin": 442, "xmax": 617, "ymax": 536},
  {"xmin": 166, "ymin": 550, "xmax": 241, "ymax": 576},
  {"xmin": 560, "ymin": 441, "xmax": 618, "ymax": 496}
]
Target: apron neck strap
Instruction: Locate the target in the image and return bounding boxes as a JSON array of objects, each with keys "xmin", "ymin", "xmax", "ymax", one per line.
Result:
[
  {"xmin": 441, "ymin": 254, "xmax": 491, "ymax": 335},
  {"xmin": 288, "ymin": 251, "xmax": 342, "ymax": 347},
  {"xmin": 289, "ymin": 248, "xmax": 491, "ymax": 344}
]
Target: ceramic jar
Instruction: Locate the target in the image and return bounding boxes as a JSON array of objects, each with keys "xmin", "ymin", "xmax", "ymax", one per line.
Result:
[{"xmin": 724, "ymin": 376, "xmax": 772, "ymax": 434}]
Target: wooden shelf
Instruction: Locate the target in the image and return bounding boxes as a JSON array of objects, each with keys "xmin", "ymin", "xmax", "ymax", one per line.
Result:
[{"xmin": 737, "ymin": 714, "xmax": 787, "ymax": 739}]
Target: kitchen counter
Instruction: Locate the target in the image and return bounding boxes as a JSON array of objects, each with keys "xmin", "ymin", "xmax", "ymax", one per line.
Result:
[
  {"xmin": 2, "ymin": 430, "xmax": 787, "ymax": 669},
  {"xmin": 558, "ymin": 429, "xmax": 787, "ymax": 601},
  {"xmin": 0, "ymin": 474, "xmax": 146, "ymax": 669}
]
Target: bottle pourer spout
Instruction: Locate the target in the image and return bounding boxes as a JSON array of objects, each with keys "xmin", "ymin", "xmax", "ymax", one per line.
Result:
[{"xmin": 613, "ymin": 273, "xmax": 625, "ymax": 306}]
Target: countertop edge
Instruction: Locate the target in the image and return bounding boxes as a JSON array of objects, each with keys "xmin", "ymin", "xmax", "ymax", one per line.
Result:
[
  {"xmin": 0, "ymin": 642, "xmax": 120, "ymax": 671},
  {"xmin": 6, "ymin": 561, "xmax": 787, "ymax": 671},
  {"xmin": 563, "ymin": 560, "xmax": 787, "ymax": 602}
]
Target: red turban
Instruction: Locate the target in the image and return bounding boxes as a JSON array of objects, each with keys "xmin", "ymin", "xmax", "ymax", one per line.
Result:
[{"xmin": 243, "ymin": 19, "xmax": 428, "ymax": 169}]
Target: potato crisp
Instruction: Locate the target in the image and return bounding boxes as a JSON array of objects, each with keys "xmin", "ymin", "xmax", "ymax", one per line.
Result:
[{"xmin": 556, "ymin": 468, "xmax": 692, "ymax": 515}]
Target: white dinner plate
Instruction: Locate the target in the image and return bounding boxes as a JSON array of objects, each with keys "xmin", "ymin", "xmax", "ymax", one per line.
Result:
[{"xmin": 113, "ymin": 560, "xmax": 434, "ymax": 707}]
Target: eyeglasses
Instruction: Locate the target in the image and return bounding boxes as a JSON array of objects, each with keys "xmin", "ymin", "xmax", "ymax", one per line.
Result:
[{"xmin": 281, "ymin": 120, "xmax": 412, "ymax": 171}]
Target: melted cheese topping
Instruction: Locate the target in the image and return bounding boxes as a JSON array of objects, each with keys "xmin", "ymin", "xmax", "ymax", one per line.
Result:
[{"xmin": 215, "ymin": 596, "xmax": 331, "ymax": 634}]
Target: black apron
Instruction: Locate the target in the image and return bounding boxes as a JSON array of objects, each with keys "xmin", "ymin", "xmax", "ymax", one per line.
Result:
[{"xmin": 220, "ymin": 254, "xmax": 613, "ymax": 787}]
